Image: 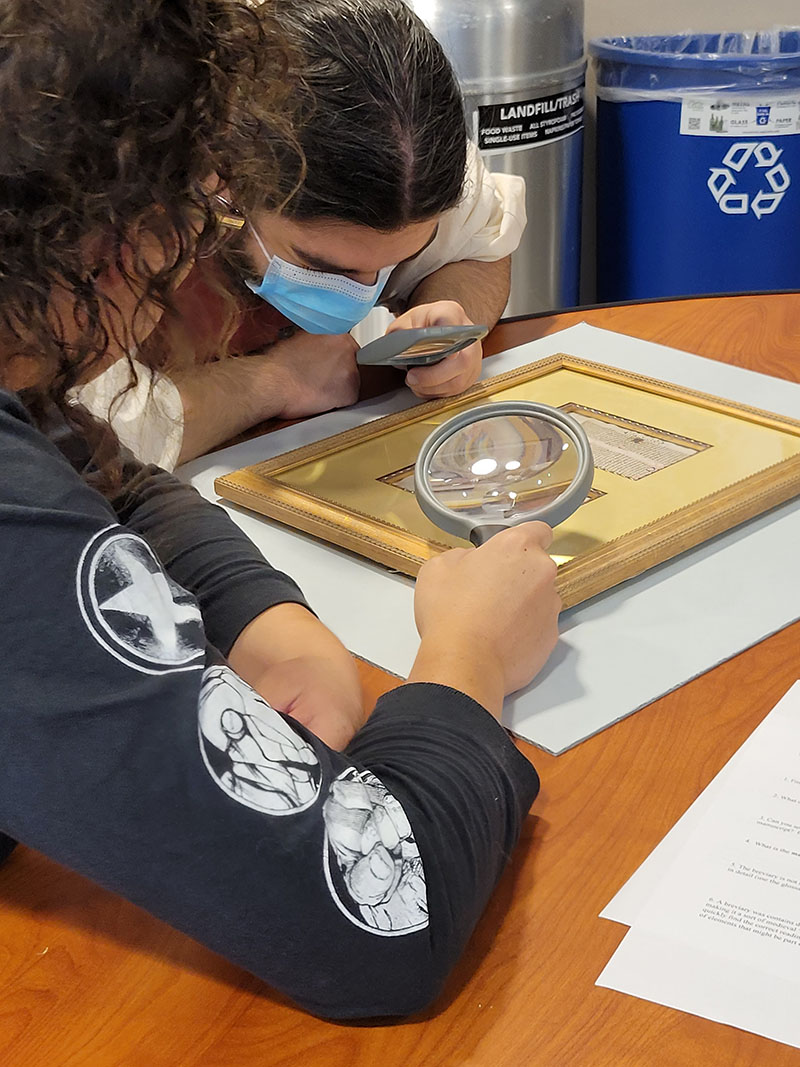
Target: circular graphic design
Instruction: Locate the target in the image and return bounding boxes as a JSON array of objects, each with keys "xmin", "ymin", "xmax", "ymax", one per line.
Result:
[
  {"xmin": 323, "ymin": 767, "xmax": 429, "ymax": 936},
  {"xmin": 707, "ymin": 140, "xmax": 791, "ymax": 219},
  {"xmin": 77, "ymin": 526, "xmax": 204, "ymax": 674},
  {"xmin": 198, "ymin": 665, "xmax": 322, "ymax": 815}
]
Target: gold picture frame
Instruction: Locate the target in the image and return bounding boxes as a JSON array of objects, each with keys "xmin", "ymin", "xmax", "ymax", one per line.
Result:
[{"xmin": 215, "ymin": 354, "xmax": 800, "ymax": 608}]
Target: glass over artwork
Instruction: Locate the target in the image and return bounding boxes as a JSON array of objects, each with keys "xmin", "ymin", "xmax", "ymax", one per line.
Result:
[
  {"xmin": 215, "ymin": 355, "xmax": 800, "ymax": 607},
  {"xmin": 265, "ymin": 366, "xmax": 745, "ymax": 564}
]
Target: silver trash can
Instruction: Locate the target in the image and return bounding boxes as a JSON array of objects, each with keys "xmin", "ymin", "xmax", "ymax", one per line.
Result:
[{"xmin": 409, "ymin": 0, "xmax": 585, "ymax": 316}]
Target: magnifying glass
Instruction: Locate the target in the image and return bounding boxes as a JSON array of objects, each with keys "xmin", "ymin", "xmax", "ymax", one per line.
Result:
[
  {"xmin": 357, "ymin": 324, "xmax": 489, "ymax": 368},
  {"xmin": 414, "ymin": 402, "xmax": 594, "ymax": 546}
]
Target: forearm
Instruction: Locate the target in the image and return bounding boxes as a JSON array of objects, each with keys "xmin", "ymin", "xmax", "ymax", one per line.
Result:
[
  {"xmin": 113, "ymin": 453, "xmax": 363, "ymax": 747},
  {"xmin": 172, "ymin": 352, "xmax": 290, "ymax": 463},
  {"xmin": 407, "ymin": 257, "xmax": 511, "ymax": 328},
  {"xmin": 407, "ymin": 639, "xmax": 504, "ymax": 721},
  {"xmin": 174, "ymin": 330, "xmax": 360, "ymax": 463},
  {"xmin": 228, "ymin": 602, "xmax": 365, "ymax": 750}
]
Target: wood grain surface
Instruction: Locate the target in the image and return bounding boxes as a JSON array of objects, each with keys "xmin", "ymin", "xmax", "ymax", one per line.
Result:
[{"xmin": 3, "ymin": 293, "xmax": 800, "ymax": 1066}]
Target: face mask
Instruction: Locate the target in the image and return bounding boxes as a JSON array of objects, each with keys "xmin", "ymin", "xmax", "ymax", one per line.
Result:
[{"xmin": 245, "ymin": 225, "xmax": 394, "ymax": 335}]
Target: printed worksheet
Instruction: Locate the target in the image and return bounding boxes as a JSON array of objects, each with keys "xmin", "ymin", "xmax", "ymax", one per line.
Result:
[{"xmin": 597, "ymin": 682, "xmax": 800, "ymax": 1049}]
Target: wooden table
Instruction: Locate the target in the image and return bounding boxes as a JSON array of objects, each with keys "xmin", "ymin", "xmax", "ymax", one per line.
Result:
[{"xmin": 3, "ymin": 293, "xmax": 800, "ymax": 1066}]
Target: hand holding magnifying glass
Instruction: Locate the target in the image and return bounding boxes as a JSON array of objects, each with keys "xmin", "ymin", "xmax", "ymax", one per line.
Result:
[
  {"xmin": 356, "ymin": 324, "xmax": 489, "ymax": 369},
  {"xmin": 407, "ymin": 401, "xmax": 588, "ymax": 713},
  {"xmin": 414, "ymin": 402, "xmax": 594, "ymax": 545}
]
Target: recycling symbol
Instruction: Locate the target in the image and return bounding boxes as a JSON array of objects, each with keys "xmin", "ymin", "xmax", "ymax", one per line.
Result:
[{"xmin": 707, "ymin": 141, "xmax": 791, "ymax": 219}]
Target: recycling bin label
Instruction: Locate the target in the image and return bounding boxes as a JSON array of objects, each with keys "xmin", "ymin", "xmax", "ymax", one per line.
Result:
[{"xmin": 680, "ymin": 94, "xmax": 800, "ymax": 137}]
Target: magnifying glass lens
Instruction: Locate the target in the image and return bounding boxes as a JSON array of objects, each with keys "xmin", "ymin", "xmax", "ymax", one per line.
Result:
[{"xmin": 425, "ymin": 414, "xmax": 579, "ymax": 522}]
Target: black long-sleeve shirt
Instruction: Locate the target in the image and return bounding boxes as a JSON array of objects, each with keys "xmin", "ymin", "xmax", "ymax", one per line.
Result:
[{"xmin": 0, "ymin": 390, "xmax": 539, "ymax": 1020}]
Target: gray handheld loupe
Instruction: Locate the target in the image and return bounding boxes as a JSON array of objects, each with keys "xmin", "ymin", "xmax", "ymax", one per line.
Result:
[
  {"xmin": 357, "ymin": 324, "xmax": 489, "ymax": 368},
  {"xmin": 414, "ymin": 402, "xmax": 594, "ymax": 546}
]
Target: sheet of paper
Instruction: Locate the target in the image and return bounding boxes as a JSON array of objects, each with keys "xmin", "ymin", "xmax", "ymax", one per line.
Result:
[
  {"xmin": 598, "ymin": 682, "xmax": 800, "ymax": 1049},
  {"xmin": 180, "ymin": 324, "xmax": 800, "ymax": 755},
  {"xmin": 600, "ymin": 773, "xmax": 726, "ymax": 927},
  {"xmin": 600, "ymin": 694, "xmax": 788, "ymax": 925}
]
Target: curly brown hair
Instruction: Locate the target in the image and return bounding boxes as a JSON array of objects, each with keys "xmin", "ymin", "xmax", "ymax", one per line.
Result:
[{"xmin": 0, "ymin": 0, "xmax": 301, "ymax": 483}]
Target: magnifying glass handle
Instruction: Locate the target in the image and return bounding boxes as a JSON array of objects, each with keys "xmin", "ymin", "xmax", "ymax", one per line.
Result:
[{"xmin": 469, "ymin": 524, "xmax": 508, "ymax": 547}]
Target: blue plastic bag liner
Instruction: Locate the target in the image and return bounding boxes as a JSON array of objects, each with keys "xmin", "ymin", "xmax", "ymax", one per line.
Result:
[
  {"xmin": 592, "ymin": 30, "xmax": 800, "ymax": 94},
  {"xmin": 590, "ymin": 30, "xmax": 800, "ymax": 300}
]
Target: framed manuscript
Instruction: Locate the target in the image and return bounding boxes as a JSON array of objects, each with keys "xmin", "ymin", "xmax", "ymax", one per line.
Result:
[{"xmin": 215, "ymin": 355, "xmax": 800, "ymax": 608}]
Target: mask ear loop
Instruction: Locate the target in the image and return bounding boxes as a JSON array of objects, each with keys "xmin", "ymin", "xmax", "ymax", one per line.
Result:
[
  {"xmin": 376, "ymin": 262, "xmax": 398, "ymax": 288},
  {"xmin": 247, "ymin": 222, "xmax": 273, "ymax": 271}
]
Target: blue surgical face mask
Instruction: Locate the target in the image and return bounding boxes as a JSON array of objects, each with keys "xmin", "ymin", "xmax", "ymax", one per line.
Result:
[{"xmin": 245, "ymin": 225, "xmax": 395, "ymax": 335}]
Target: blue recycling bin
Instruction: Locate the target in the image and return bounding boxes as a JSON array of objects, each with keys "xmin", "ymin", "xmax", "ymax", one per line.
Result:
[{"xmin": 590, "ymin": 32, "xmax": 800, "ymax": 302}]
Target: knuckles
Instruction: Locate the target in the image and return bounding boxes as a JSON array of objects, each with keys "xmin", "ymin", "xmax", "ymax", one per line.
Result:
[{"xmin": 429, "ymin": 299, "xmax": 470, "ymax": 324}]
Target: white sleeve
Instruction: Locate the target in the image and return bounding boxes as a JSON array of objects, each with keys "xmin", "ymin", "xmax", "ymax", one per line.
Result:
[
  {"xmin": 382, "ymin": 141, "xmax": 527, "ymax": 307},
  {"xmin": 69, "ymin": 357, "xmax": 184, "ymax": 471}
]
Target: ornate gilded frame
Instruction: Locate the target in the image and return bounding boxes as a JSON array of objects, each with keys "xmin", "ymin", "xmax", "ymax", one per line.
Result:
[{"xmin": 215, "ymin": 355, "xmax": 800, "ymax": 608}]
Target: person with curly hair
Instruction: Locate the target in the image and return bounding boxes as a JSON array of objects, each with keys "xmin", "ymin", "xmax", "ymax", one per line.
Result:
[
  {"xmin": 0, "ymin": 0, "xmax": 559, "ymax": 1021},
  {"xmin": 73, "ymin": 0, "xmax": 527, "ymax": 468}
]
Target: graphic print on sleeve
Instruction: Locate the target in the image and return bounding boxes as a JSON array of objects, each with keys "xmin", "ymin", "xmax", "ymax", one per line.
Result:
[
  {"xmin": 196, "ymin": 666, "xmax": 428, "ymax": 935},
  {"xmin": 198, "ymin": 665, "xmax": 322, "ymax": 814},
  {"xmin": 323, "ymin": 768, "xmax": 429, "ymax": 937},
  {"xmin": 77, "ymin": 525, "xmax": 205, "ymax": 675}
]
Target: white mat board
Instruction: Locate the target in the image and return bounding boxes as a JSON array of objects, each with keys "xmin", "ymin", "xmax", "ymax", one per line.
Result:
[{"xmin": 179, "ymin": 324, "xmax": 800, "ymax": 755}]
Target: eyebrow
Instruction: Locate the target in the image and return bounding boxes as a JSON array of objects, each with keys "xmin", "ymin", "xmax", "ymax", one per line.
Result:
[
  {"xmin": 289, "ymin": 247, "xmax": 353, "ymax": 274},
  {"xmin": 289, "ymin": 224, "xmax": 439, "ymax": 276}
]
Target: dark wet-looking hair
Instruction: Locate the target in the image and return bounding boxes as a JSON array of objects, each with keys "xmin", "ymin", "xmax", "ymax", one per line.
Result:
[{"xmin": 271, "ymin": 0, "xmax": 468, "ymax": 229}]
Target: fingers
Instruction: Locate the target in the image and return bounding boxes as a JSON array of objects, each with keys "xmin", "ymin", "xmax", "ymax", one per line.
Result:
[
  {"xmin": 495, "ymin": 520, "xmax": 555, "ymax": 553},
  {"xmin": 413, "ymin": 521, "xmax": 562, "ymax": 701},
  {"xmin": 418, "ymin": 546, "xmax": 472, "ymax": 577},
  {"xmin": 477, "ymin": 525, "xmax": 560, "ymax": 610},
  {"xmin": 248, "ymin": 659, "xmax": 300, "ymax": 715},
  {"xmin": 333, "ymin": 335, "xmax": 361, "ymax": 406},
  {"xmin": 475, "ymin": 525, "xmax": 559, "ymax": 607},
  {"xmin": 332, "ymin": 369, "xmax": 360, "ymax": 409},
  {"xmin": 267, "ymin": 331, "xmax": 360, "ymax": 416},
  {"xmin": 387, "ymin": 300, "xmax": 482, "ymax": 399},
  {"xmin": 388, "ymin": 300, "xmax": 471, "ymax": 332},
  {"xmin": 340, "ymin": 333, "xmax": 359, "ymax": 357},
  {"xmin": 405, "ymin": 343, "xmax": 482, "ymax": 396}
]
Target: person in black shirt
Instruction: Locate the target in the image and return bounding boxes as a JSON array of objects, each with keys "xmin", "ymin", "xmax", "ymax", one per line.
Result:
[{"xmin": 0, "ymin": 0, "xmax": 561, "ymax": 1019}]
